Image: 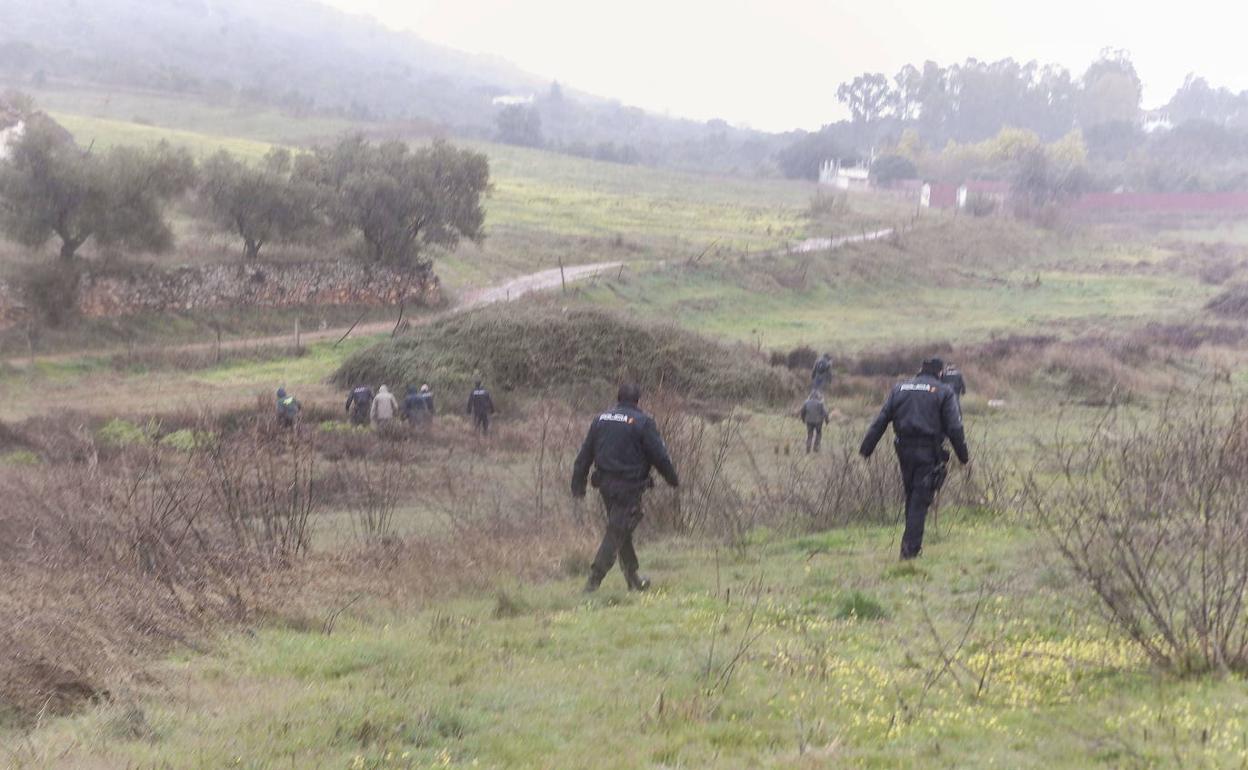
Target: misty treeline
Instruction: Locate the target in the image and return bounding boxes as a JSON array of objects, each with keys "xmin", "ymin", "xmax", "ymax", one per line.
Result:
[
  {"xmin": 0, "ymin": 107, "xmax": 490, "ymax": 267},
  {"xmin": 781, "ymin": 50, "xmax": 1248, "ymax": 194},
  {"xmin": 490, "ymin": 81, "xmax": 780, "ymax": 174}
]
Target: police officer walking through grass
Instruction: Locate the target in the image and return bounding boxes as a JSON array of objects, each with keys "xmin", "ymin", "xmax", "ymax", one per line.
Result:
[
  {"xmin": 811, "ymin": 352, "xmax": 833, "ymax": 392},
  {"xmin": 467, "ymin": 380, "xmax": 496, "ymax": 435},
  {"xmin": 571, "ymin": 383, "xmax": 679, "ymax": 593},
  {"xmin": 859, "ymin": 357, "xmax": 970, "ymax": 560},
  {"xmin": 941, "ymin": 363, "xmax": 967, "ymax": 402}
]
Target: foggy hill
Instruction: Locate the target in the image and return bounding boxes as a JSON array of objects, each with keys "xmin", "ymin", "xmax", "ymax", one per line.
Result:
[{"xmin": 0, "ymin": 0, "xmax": 784, "ymax": 174}]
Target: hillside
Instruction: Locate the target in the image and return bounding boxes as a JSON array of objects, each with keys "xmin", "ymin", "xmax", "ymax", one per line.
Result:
[{"xmin": 0, "ymin": 0, "xmax": 784, "ymax": 173}]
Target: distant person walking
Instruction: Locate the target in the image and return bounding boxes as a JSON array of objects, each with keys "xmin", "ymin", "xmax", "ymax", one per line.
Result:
[
  {"xmin": 403, "ymin": 383, "xmax": 436, "ymax": 426},
  {"xmin": 797, "ymin": 390, "xmax": 830, "ymax": 453},
  {"xmin": 571, "ymin": 383, "xmax": 680, "ymax": 593},
  {"xmin": 402, "ymin": 384, "xmax": 421, "ymax": 424},
  {"xmin": 345, "ymin": 384, "xmax": 374, "ymax": 427},
  {"xmin": 371, "ymin": 384, "xmax": 399, "ymax": 428},
  {"xmin": 467, "ymin": 381, "xmax": 496, "ymax": 435},
  {"xmin": 941, "ymin": 363, "xmax": 967, "ymax": 402},
  {"xmin": 417, "ymin": 384, "xmax": 435, "ymax": 425},
  {"xmin": 812, "ymin": 352, "xmax": 834, "ymax": 392},
  {"xmin": 276, "ymin": 387, "xmax": 301, "ymax": 429},
  {"xmin": 859, "ymin": 357, "xmax": 970, "ymax": 560}
]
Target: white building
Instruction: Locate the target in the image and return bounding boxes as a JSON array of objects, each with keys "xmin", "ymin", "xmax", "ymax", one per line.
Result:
[
  {"xmin": 818, "ymin": 159, "xmax": 870, "ymax": 190},
  {"xmin": 0, "ymin": 120, "xmax": 23, "ymax": 161},
  {"xmin": 491, "ymin": 94, "xmax": 535, "ymax": 107}
]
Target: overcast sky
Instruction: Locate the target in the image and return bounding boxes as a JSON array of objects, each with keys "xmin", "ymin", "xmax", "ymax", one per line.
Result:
[{"xmin": 325, "ymin": 0, "xmax": 1247, "ymax": 132}]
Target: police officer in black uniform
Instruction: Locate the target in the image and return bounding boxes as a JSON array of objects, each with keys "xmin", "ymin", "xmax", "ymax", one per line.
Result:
[
  {"xmin": 859, "ymin": 357, "xmax": 970, "ymax": 560},
  {"xmin": 571, "ymin": 383, "xmax": 679, "ymax": 593},
  {"xmin": 466, "ymin": 381, "xmax": 496, "ymax": 435},
  {"xmin": 941, "ymin": 363, "xmax": 967, "ymax": 401}
]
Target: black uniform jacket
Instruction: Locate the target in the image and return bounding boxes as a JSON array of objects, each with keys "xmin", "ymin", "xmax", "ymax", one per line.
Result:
[
  {"xmin": 859, "ymin": 374, "xmax": 969, "ymax": 463},
  {"xmin": 571, "ymin": 403, "xmax": 680, "ymax": 497}
]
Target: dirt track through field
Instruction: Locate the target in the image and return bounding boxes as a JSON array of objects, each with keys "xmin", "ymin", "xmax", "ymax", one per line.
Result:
[
  {"xmin": 5, "ymin": 229, "xmax": 891, "ymax": 371},
  {"xmin": 0, "ymin": 230, "xmax": 892, "ymax": 420}
]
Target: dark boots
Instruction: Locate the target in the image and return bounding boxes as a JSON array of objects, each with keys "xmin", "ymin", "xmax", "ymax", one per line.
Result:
[
  {"xmin": 584, "ymin": 570, "xmax": 650, "ymax": 593},
  {"xmin": 625, "ymin": 570, "xmax": 651, "ymax": 592}
]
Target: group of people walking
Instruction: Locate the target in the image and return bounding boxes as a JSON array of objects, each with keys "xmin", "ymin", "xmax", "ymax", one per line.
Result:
[
  {"xmin": 572, "ymin": 353, "xmax": 972, "ymax": 593},
  {"xmin": 278, "ymin": 348, "xmax": 972, "ymax": 594},
  {"xmin": 274, "ymin": 379, "xmax": 497, "ymax": 434}
]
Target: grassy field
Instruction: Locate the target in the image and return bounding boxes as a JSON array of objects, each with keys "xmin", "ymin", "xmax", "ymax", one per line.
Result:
[
  {"xmin": 7, "ymin": 86, "xmax": 1248, "ymax": 770},
  {"xmin": 13, "ymin": 522, "xmax": 1248, "ymax": 769},
  {"xmin": 567, "ymin": 219, "xmax": 1219, "ymax": 353},
  {"xmin": 24, "ymin": 92, "xmax": 905, "ymax": 295}
]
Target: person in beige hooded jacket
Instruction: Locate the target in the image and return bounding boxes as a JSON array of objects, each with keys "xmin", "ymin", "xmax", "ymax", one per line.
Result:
[{"xmin": 370, "ymin": 384, "xmax": 399, "ymax": 427}]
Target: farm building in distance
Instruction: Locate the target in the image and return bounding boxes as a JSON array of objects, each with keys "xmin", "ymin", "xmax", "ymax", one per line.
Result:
[
  {"xmin": 0, "ymin": 100, "xmax": 23, "ymax": 160},
  {"xmin": 818, "ymin": 159, "xmax": 871, "ymax": 190}
]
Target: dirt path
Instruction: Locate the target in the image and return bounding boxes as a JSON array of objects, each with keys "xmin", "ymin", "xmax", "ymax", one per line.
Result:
[
  {"xmin": 779, "ymin": 227, "xmax": 894, "ymax": 255},
  {"xmin": 3, "ymin": 229, "xmax": 887, "ymax": 372}
]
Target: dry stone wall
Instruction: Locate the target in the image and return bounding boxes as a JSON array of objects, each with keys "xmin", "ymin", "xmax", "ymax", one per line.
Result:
[{"xmin": 0, "ymin": 261, "xmax": 441, "ymax": 330}]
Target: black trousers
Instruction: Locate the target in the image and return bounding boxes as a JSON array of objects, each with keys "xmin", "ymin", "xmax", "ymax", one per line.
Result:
[
  {"xmin": 805, "ymin": 422, "xmax": 823, "ymax": 452},
  {"xmin": 473, "ymin": 413, "xmax": 490, "ymax": 434},
  {"xmin": 895, "ymin": 443, "xmax": 942, "ymax": 559},
  {"xmin": 590, "ymin": 485, "xmax": 644, "ymax": 584}
]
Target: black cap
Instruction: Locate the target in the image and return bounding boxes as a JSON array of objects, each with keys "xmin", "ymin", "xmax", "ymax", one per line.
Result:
[{"xmin": 921, "ymin": 357, "xmax": 944, "ymax": 375}]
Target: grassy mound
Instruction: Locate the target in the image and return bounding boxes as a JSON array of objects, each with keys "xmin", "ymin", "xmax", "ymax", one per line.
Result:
[{"xmin": 333, "ymin": 305, "xmax": 799, "ymax": 402}]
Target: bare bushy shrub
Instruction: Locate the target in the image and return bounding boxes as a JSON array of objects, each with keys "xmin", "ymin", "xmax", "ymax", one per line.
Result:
[
  {"xmin": 334, "ymin": 458, "xmax": 401, "ymax": 545},
  {"xmin": 1028, "ymin": 393, "xmax": 1248, "ymax": 673},
  {"xmin": 200, "ymin": 427, "xmax": 318, "ymax": 564}
]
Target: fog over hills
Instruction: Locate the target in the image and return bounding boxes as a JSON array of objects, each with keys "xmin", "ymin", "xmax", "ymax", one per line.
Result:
[{"xmin": 0, "ymin": 0, "xmax": 784, "ymax": 174}]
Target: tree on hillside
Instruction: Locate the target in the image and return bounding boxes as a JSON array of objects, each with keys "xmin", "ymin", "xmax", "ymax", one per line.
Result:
[
  {"xmin": 299, "ymin": 136, "xmax": 490, "ymax": 267},
  {"xmin": 837, "ymin": 73, "xmax": 893, "ymax": 126},
  {"xmin": 869, "ymin": 154, "xmax": 917, "ymax": 186},
  {"xmin": 199, "ymin": 147, "xmax": 319, "ymax": 260},
  {"xmin": 775, "ymin": 129, "xmax": 852, "ymax": 180},
  {"xmin": 495, "ymin": 104, "xmax": 544, "ymax": 148},
  {"xmin": 1078, "ymin": 50, "xmax": 1142, "ymax": 128},
  {"xmin": 0, "ymin": 115, "xmax": 194, "ymax": 260},
  {"xmin": 1166, "ymin": 75, "xmax": 1248, "ymax": 127}
]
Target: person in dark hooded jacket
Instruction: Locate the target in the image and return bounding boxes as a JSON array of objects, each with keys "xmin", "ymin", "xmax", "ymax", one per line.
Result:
[
  {"xmin": 859, "ymin": 357, "xmax": 970, "ymax": 560},
  {"xmin": 276, "ymin": 387, "xmax": 300, "ymax": 428},
  {"xmin": 345, "ymin": 385, "xmax": 373, "ymax": 426}
]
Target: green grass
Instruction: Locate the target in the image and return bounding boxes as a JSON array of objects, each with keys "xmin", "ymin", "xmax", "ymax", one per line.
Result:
[
  {"xmin": 51, "ymin": 112, "xmax": 278, "ymax": 162},
  {"xmin": 21, "ymin": 84, "xmax": 357, "ymax": 143},
  {"xmin": 18, "ymin": 523, "xmax": 1248, "ymax": 769},
  {"xmin": 35, "ymin": 95, "xmax": 903, "ymax": 289},
  {"xmin": 571, "ymin": 230, "xmax": 1217, "ymax": 352}
]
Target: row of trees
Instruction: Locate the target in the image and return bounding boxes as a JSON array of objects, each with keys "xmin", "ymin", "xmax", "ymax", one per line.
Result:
[
  {"xmin": 778, "ymin": 51, "xmax": 1248, "ymax": 193},
  {"xmin": 0, "ymin": 114, "xmax": 490, "ymax": 266},
  {"xmin": 834, "ymin": 50, "xmax": 1143, "ymax": 147}
]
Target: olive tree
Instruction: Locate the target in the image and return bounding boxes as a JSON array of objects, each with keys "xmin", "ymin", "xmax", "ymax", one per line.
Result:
[
  {"xmin": 199, "ymin": 147, "xmax": 319, "ymax": 260},
  {"xmin": 299, "ymin": 136, "xmax": 489, "ymax": 267},
  {"xmin": 0, "ymin": 115, "xmax": 194, "ymax": 260}
]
